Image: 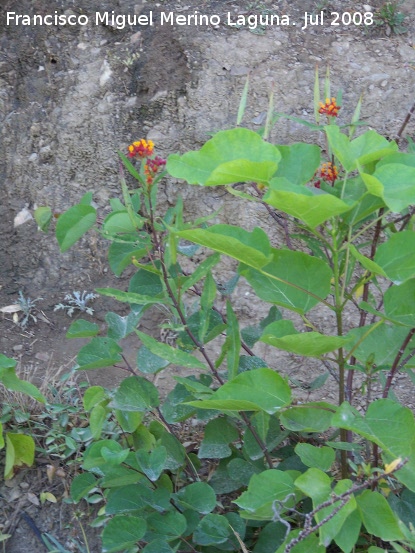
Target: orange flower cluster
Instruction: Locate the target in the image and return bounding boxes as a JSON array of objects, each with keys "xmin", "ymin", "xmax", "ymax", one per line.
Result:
[
  {"xmin": 127, "ymin": 139, "xmax": 154, "ymax": 158},
  {"xmin": 320, "ymin": 162, "xmax": 338, "ymax": 182},
  {"xmin": 314, "ymin": 162, "xmax": 338, "ymax": 188},
  {"xmin": 318, "ymin": 97, "xmax": 341, "ymax": 117},
  {"xmin": 144, "ymin": 156, "xmax": 166, "ymax": 185}
]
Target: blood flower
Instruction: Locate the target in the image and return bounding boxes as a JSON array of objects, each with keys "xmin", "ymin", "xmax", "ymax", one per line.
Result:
[
  {"xmin": 127, "ymin": 139, "xmax": 155, "ymax": 158},
  {"xmin": 314, "ymin": 162, "xmax": 338, "ymax": 188},
  {"xmin": 144, "ymin": 156, "xmax": 166, "ymax": 185},
  {"xmin": 318, "ymin": 97, "xmax": 341, "ymax": 117}
]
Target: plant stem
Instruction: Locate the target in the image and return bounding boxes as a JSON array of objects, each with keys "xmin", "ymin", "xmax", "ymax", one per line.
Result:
[
  {"xmin": 331, "ymin": 230, "xmax": 348, "ymax": 476},
  {"xmin": 346, "ymin": 208, "xmax": 389, "ymax": 247},
  {"xmin": 382, "ymin": 328, "xmax": 415, "ymax": 398},
  {"xmin": 396, "ymin": 100, "xmax": 415, "ymax": 144},
  {"xmin": 346, "ymin": 208, "xmax": 384, "ymax": 401},
  {"xmin": 146, "ymin": 196, "xmax": 275, "ymax": 469}
]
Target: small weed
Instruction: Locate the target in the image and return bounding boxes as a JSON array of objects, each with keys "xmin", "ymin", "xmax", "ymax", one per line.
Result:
[
  {"xmin": 312, "ymin": 0, "xmax": 331, "ymax": 15},
  {"xmin": 376, "ymin": 1, "xmax": 407, "ymax": 34},
  {"xmin": 16, "ymin": 291, "xmax": 43, "ymax": 328},
  {"xmin": 54, "ymin": 291, "xmax": 98, "ymax": 317}
]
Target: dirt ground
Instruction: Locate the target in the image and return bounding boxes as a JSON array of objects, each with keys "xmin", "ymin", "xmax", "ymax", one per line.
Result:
[{"xmin": 1, "ymin": 0, "xmax": 415, "ymax": 550}]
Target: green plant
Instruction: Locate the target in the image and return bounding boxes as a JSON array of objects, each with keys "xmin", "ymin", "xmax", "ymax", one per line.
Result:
[
  {"xmin": 54, "ymin": 291, "xmax": 98, "ymax": 317},
  {"xmin": 376, "ymin": 1, "xmax": 407, "ymax": 34},
  {"xmin": 16, "ymin": 290, "xmax": 43, "ymax": 328},
  {"xmin": 43, "ymin": 73, "xmax": 415, "ymax": 552},
  {"xmin": 0, "ymin": 354, "xmax": 45, "ymax": 479}
]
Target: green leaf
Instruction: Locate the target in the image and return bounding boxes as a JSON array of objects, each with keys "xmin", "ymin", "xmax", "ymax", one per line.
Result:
[
  {"xmin": 197, "ymin": 271, "xmax": 217, "ymax": 343},
  {"xmin": 180, "ymin": 253, "xmax": 220, "ymax": 291},
  {"xmin": 277, "ymin": 532, "xmax": 325, "ymax": 553},
  {"xmin": 186, "ymin": 368, "xmax": 291, "ymax": 414},
  {"xmin": 388, "ymin": 489, "xmax": 415, "ymax": 528},
  {"xmin": 79, "ymin": 191, "xmax": 94, "ymax": 205},
  {"xmin": 119, "ymin": 151, "xmax": 142, "ymax": 181},
  {"xmin": 101, "ymin": 447, "xmax": 129, "ymax": 466},
  {"xmin": 200, "ymin": 271, "xmax": 217, "ymax": 312},
  {"xmin": 77, "ymin": 337, "xmax": 122, "ymax": 370},
  {"xmin": 375, "ymin": 231, "xmax": 415, "ymax": 284},
  {"xmin": 252, "ymin": 521, "xmax": 288, "ymax": 553},
  {"xmin": 90, "ymin": 405, "xmax": 107, "ymax": 440},
  {"xmin": 261, "ymin": 320, "xmax": 348, "ymax": 356},
  {"xmin": 264, "ymin": 182, "xmax": 352, "ymax": 228},
  {"xmin": 175, "ymin": 225, "xmax": 271, "ymax": 270},
  {"xmin": 234, "ymin": 469, "xmax": 296, "ymax": 520},
  {"xmin": 174, "ymin": 482, "xmax": 217, "ymax": 514},
  {"xmin": 226, "ymin": 301, "xmax": 240, "ymax": 380},
  {"xmin": 4, "ymin": 433, "xmax": 35, "ymax": 479},
  {"xmin": 83, "ymin": 386, "xmax": 107, "ymax": 411},
  {"xmin": 0, "ymin": 355, "xmax": 45, "ymax": 403},
  {"xmin": 99, "ymin": 466, "xmax": 143, "ymax": 488},
  {"xmin": 142, "ymin": 540, "xmax": 175, "ymax": 553},
  {"xmin": 240, "ymin": 249, "xmax": 332, "ymax": 314},
  {"xmin": 177, "ymin": 309, "xmax": 225, "ymax": 350},
  {"xmin": 56, "ymin": 204, "xmax": 96, "ymax": 252},
  {"xmin": 108, "ymin": 240, "xmax": 151, "ymax": 276},
  {"xmin": 243, "ymin": 413, "xmax": 287, "ymax": 461},
  {"xmin": 273, "ymin": 143, "xmax": 321, "ymax": 185},
  {"xmin": 147, "ymin": 511, "xmax": 187, "ymax": 540},
  {"xmin": 346, "ymin": 323, "xmax": 410, "ymax": 367},
  {"xmin": 135, "ymin": 446, "xmax": 167, "ymax": 481},
  {"xmin": 135, "ymin": 330, "xmax": 206, "ymax": 370},
  {"xmin": 332, "ymin": 400, "xmax": 415, "ymax": 491},
  {"xmin": 357, "ymin": 490, "xmax": 404, "ymax": 541},
  {"xmin": 295, "ymin": 470, "xmax": 356, "ymax": 547},
  {"xmin": 129, "ymin": 268, "xmax": 163, "ymax": 297},
  {"xmin": 114, "ymin": 410, "xmax": 142, "ymax": 433},
  {"xmin": 83, "ymin": 440, "xmax": 126, "ymax": 470},
  {"xmin": 149, "ymin": 421, "xmax": 186, "ymax": 470},
  {"xmin": 106, "ymin": 483, "xmax": 154, "ymax": 513},
  {"xmin": 70, "ymin": 472, "xmax": 98, "ymax": 502},
  {"xmin": 241, "ymin": 306, "xmax": 282, "ymax": 347},
  {"xmin": 106, "ymin": 309, "xmax": 143, "ymax": 340},
  {"xmin": 103, "ymin": 210, "xmax": 144, "ymax": 236},
  {"xmin": 193, "ymin": 514, "xmax": 231, "ymax": 545},
  {"xmin": 281, "ymin": 403, "xmax": 335, "ymax": 432},
  {"xmin": 111, "ymin": 376, "xmax": 159, "ymax": 412},
  {"xmin": 198, "ymin": 418, "xmax": 239, "ymax": 459},
  {"xmin": 294, "ymin": 444, "xmax": 335, "ymax": 471},
  {"xmin": 349, "ymin": 244, "xmax": 387, "ymax": 277},
  {"xmin": 384, "ymin": 279, "xmax": 415, "ymax": 327},
  {"xmin": 361, "ymin": 163, "xmax": 415, "ymax": 212},
  {"xmin": 102, "ymin": 515, "xmax": 146, "ymax": 553},
  {"xmin": 167, "ymin": 128, "xmax": 281, "ymax": 185},
  {"xmin": 137, "ymin": 346, "xmax": 170, "ymax": 374},
  {"xmin": 66, "ymin": 319, "xmax": 100, "ymax": 339},
  {"xmin": 326, "ymin": 126, "xmax": 397, "ymax": 171},
  {"xmin": 34, "ymin": 206, "xmax": 52, "ymax": 232},
  {"xmin": 96, "ymin": 287, "xmax": 168, "ymax": 306},
  {"xmin": 334, "ymin": 509, "xmax": 362, "ymax": 553}
]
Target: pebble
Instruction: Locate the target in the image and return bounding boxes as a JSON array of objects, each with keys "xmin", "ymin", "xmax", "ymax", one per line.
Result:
[
  {"xmin": 35, "ymin": 351, "xmax": 50, "ymax": 362},
  {"xmin": 130, "ymin": 31, "xmax": 141, "ymax": 44}
]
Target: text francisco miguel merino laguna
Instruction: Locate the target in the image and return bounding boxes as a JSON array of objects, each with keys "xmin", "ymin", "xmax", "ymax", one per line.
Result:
[{"xmin": 6, "ymin": 10, "xmax": 294, "ymax": 31}]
